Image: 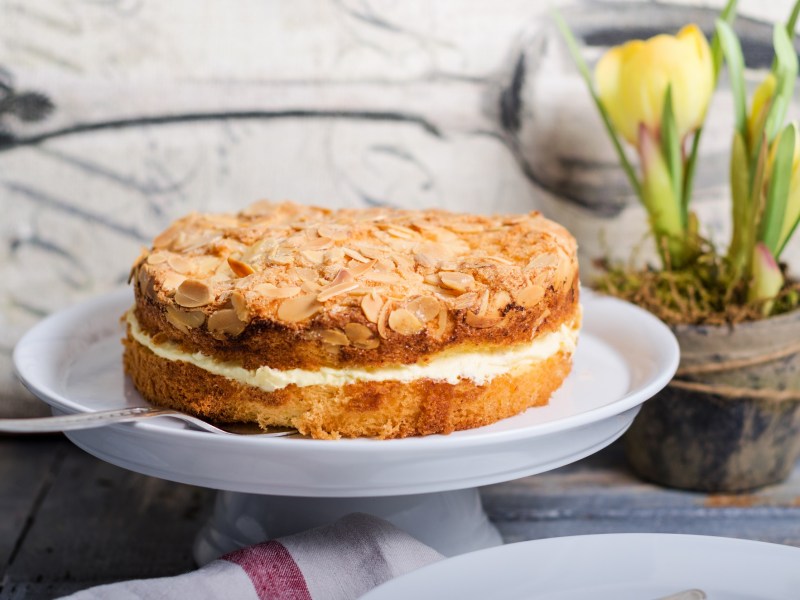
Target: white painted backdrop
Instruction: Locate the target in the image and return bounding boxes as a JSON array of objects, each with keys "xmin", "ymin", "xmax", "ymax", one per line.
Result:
[{"xmin": 0, "ymin": 0, "xmax": 793, "ymax": 416}]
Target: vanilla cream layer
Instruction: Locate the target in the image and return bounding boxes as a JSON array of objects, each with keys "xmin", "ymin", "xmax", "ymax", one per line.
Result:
[{"xmin": 127, "ymin": 311, "xmax": 578, "ymax": 392}]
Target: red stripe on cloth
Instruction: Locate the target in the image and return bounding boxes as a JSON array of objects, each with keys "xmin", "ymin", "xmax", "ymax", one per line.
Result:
[{"xmin": 223, "ymin": 541, "xmax": 312, "ymax": 600}]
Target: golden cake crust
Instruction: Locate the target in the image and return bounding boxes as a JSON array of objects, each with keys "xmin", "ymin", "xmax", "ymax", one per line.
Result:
[
  {"xmin": 123, "ymin": 334, "xmax": 573, "ymax": 440},
  {"xmin": 129, "ymin": 201, "xmax": 579, "ymax": 369}
]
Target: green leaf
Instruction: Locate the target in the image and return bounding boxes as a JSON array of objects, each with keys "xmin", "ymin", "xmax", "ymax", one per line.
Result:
[
  {"xmin": 660, "ymin": 86, "xmax": 684, "ymax": 226},
  {"xmin": 715, "ymin": 19, "xmax": 748, "ymax": 137},
  {"xmin": 787, "ymin": 0, "xmax": 800, "ymax": 36},
  {"xmin": 765, "ymin": 25, "xmax": 799, "ymax": 141},
  {"xmin": 551, "ymin": 10, "xmax": 642, "ymax": 199},
  {"xmin": 728, "ymin": 130, "xmax": 750, "ymax": 273},
  {"xmin": 712, "ymin": 0, "xmax": 740, "ymax": 79},
  {"xmin": 761, "ymin": 124, "xmax": 796, "ymax": 254}
]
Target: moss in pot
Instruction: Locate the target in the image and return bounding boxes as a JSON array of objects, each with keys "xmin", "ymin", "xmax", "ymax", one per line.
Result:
[{"xmin": 557, "ymin": 0, "xmax": 800, "ymax": 492}]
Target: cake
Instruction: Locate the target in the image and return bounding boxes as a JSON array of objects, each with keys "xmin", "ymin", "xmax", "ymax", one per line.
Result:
[{"xmin": 123, "ymin": 201, "xmax": 580, "ymax": 439}]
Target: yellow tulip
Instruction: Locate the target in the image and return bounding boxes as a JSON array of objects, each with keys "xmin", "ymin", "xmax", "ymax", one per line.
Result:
[{"xmin": 595, "ymin": 24, "xmax": 714, "ymax": 146}]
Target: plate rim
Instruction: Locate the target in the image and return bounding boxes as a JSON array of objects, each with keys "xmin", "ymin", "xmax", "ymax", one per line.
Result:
[
  {"xmin": 362, "ymin": 532, "xmax": 800, "ymax": 598},
  {"xmin": 13, "ymin": 287, "xmax": 679, "ymax": 450}
]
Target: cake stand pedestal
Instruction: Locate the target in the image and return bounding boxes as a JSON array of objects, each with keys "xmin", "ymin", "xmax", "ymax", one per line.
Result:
[{"xmin": 194, "ymin": 488, "xmax": 501, "ymax": 563}]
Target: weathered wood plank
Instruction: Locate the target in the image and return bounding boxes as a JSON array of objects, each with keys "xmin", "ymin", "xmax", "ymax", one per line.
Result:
[
  {"xmin": 1, "ymin": 438, "xmax": 215, "ymax": 596},
  {"xmin": 482, "ymin": 441, "xmax": 800, "ymax": 546},
  {"xmin": 0, "ymin": 436, "xmax": 64, "ymax": 569}
]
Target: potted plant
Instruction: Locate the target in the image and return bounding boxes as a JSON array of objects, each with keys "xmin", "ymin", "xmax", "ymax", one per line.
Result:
[{"xmin": 556, "ymin": 1, "xmax": 800, "ymax": 492}]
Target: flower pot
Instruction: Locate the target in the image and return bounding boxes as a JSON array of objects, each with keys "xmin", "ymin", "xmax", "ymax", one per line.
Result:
[{"xmin": 624, "ymin": 308, "xmax": 800, "ymax": 492}]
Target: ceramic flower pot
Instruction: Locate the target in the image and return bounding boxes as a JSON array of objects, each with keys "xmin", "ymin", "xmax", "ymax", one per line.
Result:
[{"xmin": 624, "ymin": 308, "xmax": 800, "ymax": 492}]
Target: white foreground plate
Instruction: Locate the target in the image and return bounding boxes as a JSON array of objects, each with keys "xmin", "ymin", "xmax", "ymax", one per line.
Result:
[
  {"xmin": 13, "ymin": 289, "xmax": 678, "ymax": 496},
  {"xmin": 362, "ymin": 533, "xmax": 800, "ymax": 600}
]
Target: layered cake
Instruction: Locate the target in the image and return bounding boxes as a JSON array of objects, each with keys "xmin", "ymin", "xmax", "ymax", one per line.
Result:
[{"xmin": 123, "ymin": 201, "xmax": 580, "ymax": 439}]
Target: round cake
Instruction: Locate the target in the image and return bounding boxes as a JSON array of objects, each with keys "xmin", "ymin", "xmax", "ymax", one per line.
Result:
[{"xmin": 124, "ymin": 201, "xmax": 580, "ymax": 439}]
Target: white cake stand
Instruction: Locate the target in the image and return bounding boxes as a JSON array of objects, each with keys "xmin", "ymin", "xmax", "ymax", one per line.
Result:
[{"xmin": 13, "ymin": 289, "xmax": 678, "ymax": 563}]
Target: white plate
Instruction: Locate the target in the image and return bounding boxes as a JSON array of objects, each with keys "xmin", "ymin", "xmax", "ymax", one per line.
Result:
[
  {"xmin": 13, "ymin": 289, "xmax": 678, "ymax": 496},
  {"xmin": 362, "ymin": 533, "xmax": 800, "ymax": 600}
]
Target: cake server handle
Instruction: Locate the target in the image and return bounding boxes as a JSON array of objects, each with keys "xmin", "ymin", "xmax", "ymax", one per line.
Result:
[{"xmin": 0, "ymin": 407, "xmax": 295, "ymax": 436}]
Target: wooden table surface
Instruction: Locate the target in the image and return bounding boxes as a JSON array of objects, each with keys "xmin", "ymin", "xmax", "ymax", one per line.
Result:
[{"xmin": 2, "ymin": 436, "xmax": 800, "ymax": 599}]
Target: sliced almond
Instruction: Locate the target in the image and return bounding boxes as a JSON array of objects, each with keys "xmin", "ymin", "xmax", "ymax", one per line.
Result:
[
  {"xmin": 278, "ymin": 294, "xmax": 322, "ymax": 322},
  {"xmin": 453, "ymin": 292, "xmax": 478, "ymax": 310},
  {"xmin": 516, "ymin": 284, "xmax": 545, "ymax": 308},
  {"xmin": 228, "ymin": 257, "xmax": 255, "ymax": 278},
  {"xmin": 153, "ymin": 225, "xmax": 180, "ymax": 249},
  {"xmin": 407, "ymin": 296, "xmax": 440, "ymax": 322},
  {"xmin": 476, "ymin": 288, "xmax": 490, "ymax": 316},
  {"xmin": 423, "ymin": 273, "xmax": 441, "ymax": 285},
  {"xmin": 325, "ymin": 247, "xmax": 345, "ymax": 263},
  {"xmin": 318, "ymin": 224, "xmax": 350, "ymax": 241},
  {"xmin": 526, "ymin": 253, "xmax": 559, "ymax": 270},
  {"xmin": 166, "ymin": 305, "xmax": 206, "ymax": 332},
  {"xmin": 465, "ymin": 311, "xmax": 501, "ymax": 328},
  {"xmin": 377, "ymin": 300, "xmax": 393, "ymax": 339},
  {"xmin": 439, "ymin": 271, "xmax": 475, "ymax": 292},
  {"xmin": 328, "ymin": 268, "xmax": 354, "ymax": 286},
  {"xmin": 491, "ymin": 290, "xmax": 512, "ymax": 316},
  {"xmin": 414, "ymin": 253, "xmax": 436, "ymax": 268},
  {"xmin": 361, "ymin": 271, "xmax": 401, "ymax": 284},
  {"xmin": 174, "ymin": 279, "xmax": 213, "ymax": 307},
  {"xmin": 447, "ymin": 222, "xmax": 484, "ymax": 234},
  {"xmin": 383, "ymin": 224, "xmax": 419, "ymax": 240},
  {"xmin": 388, "ymin": 308, "xmax": 424, "ymax": 335},
  {"xmin": 317, "ymin": 279, "xmax": 359, "ymax": 302},
  {"xmin": 291, "ymin": 267, "xmax": 320, "ymax": 283},
  {"xmin": 230, "ymin": 290, "xmax": 250, "ymax": 321},
  {"xmin": 344, "ymin": 322, "xmax": 375, "ymax": 345},
  {"xmin": 160, "ymin": 271, "xmax": 186, "ymax": 294},
  {"xmin": 417, "ymin": 241, "xmax": 453, "ymax": 261},
  {"xmin": 193, "ymin": 255, "xmax": 222, "ymax": 277},
  {"xmin": 253, "ymin": 283, "xmax": 302, "ymax": 299},
  {"xmin": 343, "ymin": 247, "xmax": 370, "ymax": 263},
  {"xmin": 303, "ymin": 236, "xmax": 334, "ymax": 250},
  {"xmin": 319, "ymin": 328, "xmax": 350, "ymax": 346},
  {"xmin": 361, "ymin": 292, "xmax": 384, "ymax": 323},
  {"xmin": 208, "ymin": 308, "xmax": 246, "ymax": 337},
  {"xmin": 349, "ymin": 258, "xmax": 377, "ymax": 278},
  {"xmin": 300, "ymin": 250, "xmax": 324, "ymax": 264},
  {"xmin": 150, "ymin": 332, "xmax": 169, "ymax": 345},
  {"xmin": 147, "ymin": 251, "xmax": 169, "ymax": 265},
  {"xmin": 168, "ymin": 255, "xmax": 192, "ymax": 274}
]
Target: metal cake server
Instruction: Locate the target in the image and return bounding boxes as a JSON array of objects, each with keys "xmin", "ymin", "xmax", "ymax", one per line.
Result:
[{"xmin": 0, "ymin": 407, "xmax": 296, "ymax": 436}]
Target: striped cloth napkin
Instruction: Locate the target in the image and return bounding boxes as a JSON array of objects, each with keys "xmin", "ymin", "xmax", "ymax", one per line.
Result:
[{"xmin": 62, "ymin": 513, "xmax": 444, "ymax": 600}]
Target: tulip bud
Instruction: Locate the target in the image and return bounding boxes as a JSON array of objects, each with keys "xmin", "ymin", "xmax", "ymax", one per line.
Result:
[{"xmin": 595, "ymin": 24, "xmax": 714, "ymax": 146}]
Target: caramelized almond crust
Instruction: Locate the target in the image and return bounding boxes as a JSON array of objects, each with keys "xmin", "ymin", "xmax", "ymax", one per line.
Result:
[
  {"xmin": 129, "ymin": 201, "xmax": 579, "ymax": 370},
  {"xmin": 123, "ymin": 335, "xmax": 573, "ymax": 440}
]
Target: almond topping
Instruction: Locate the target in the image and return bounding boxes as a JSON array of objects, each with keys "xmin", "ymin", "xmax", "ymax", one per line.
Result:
[
  {"xmin": 228, "ymin": 257, "xmax": 255, "ymax": 278},
  {"xmin": 447, "ymin": 222, "xmax": 484, "ymax": 234},
  {"xmin": 439, "ymin": 271, "xmax": 475, "ymax": 292},
  {"xmin": 329, "ymin": 268, "xmax": 355, "ymax": 286},
  {"xmin": 526, "ymin": 253, "xmax": 559, "ymax": 270},
  {"xmin": 435, "ymin": 307, "xmax": 449, "ymax": 338},
  {"xmin": 361, "ymin": 292, "xmax": 384, "ymax": 323},
  {"xmin": 407, "ymin": 296, "xmax": 440, "ymax": 322},
  {"xmin": 300, "ymin": 250, "xmax": 324, "ymax": 264},
  {"xmin": 491, "ymin": 290, "xmax": 512, "ymax": 316},
  {"xmin": 319, "ymin": 328, "xmax": 350, "ymax": 346},
  {"xmin": 292, "ymin": 267, "xmax": 320, "ymax": 283},
  {"xmin": 516, "ymin": 284, "xmax": 545, "ymax": 308},
  {"xmin": 477, "ymin": 288, "xmax": 490, "ymax": 316},
  {"xmin": 465, "ymin": 311, "xmax": 501, "ymax": 328},
  {"xmin": 147, "ymin": 251, "xmax": 169, "ymax": 265},
  {"xmin": 318, "ymin": 224, "xmax": 350, "ymax": 241},
  {"xmin": 153, "ymin": 225, "xmax": 180, "ymax": 249},
  {"xmin": 317, "ymin": 281, "xmax": 359, "ymax": 302},
  {"xmin": 168, "ymin": 255, "xmax": 192, "ymax": 274},
  {"xmin": 303, "ymin": 236, "xmax": 334, "ymax": 250},
  {"xmin": 208, "ymin": 308, "xmax": 246, "ymax": 337},
  {"xmin": 253, "ymin": 284, "xmax": 302, "ymax": 299},
  {"xmin": 377, "ymin": 300, "xmax": 393, "ymax": 339},
  {"xmin": 278, "ymin": 295, "xmax": 322, "ymax": 322},
  {"xmin": 453, "ymin": 292, "xmax": 478, "ymax": 310},
  {"xmin": 344, "ymin": 323, "xmax": 379, "ymax": 349},
  {"xmin": 343, "ymin": 247, "xmax": 370, "ymax": 263},
  {"xmin": 349, "ymin": 258, "xmax": 377, "ymax": 278},
  {"xmin": 388, "ymin": 308, "xmax": 424, "ymax": 335},
  {"xmin": 174, "ymin": 279, "xmax": 212, "ymax": 307},
  {"xmin": 230, "ymin": 290, "xmax": 250, "ymax": 321},
  {"xmin": 165, "ymin": 305, "xmax": 206, "ymax": 332},
  {"xmin": 158, "ymin": 271, "xmax": 185, "ymax": 294}
]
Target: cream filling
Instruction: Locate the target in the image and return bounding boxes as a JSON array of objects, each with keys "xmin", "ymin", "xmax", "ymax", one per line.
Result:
[{"xmin": 126, "ymin": 310, "xmax": 579, "ymax": 392}]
